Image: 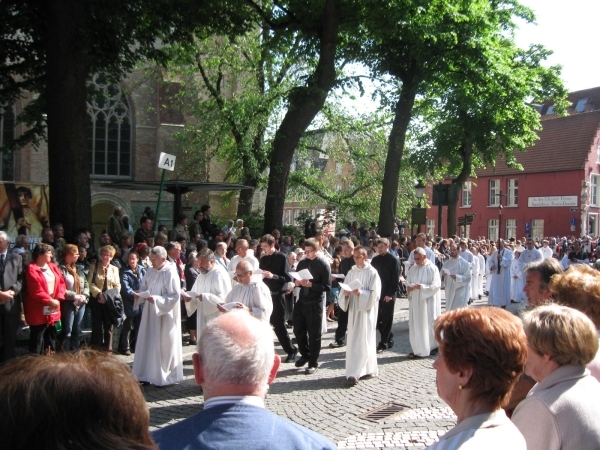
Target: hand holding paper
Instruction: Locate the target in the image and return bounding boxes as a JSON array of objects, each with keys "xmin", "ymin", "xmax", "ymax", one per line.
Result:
[
  {"xmin": 289, "ymin": 268, "xmax": 313, "ymax": 281},
  {"xmin": 339, "ymin": 279, "xmax": 363, "ymax": 293}
]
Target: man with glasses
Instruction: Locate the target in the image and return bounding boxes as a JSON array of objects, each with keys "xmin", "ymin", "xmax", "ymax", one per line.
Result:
[
  {"xmin": 259, "ymin": 234, "xmax": 297, "ymax": 363},
  {"xmin": 225, "ymin": 260, "xmax": 272, "ymax": 322},
  {"xmin": 133, "ymin": 246, "xmax": 183, "ymax": 386},
  {"xmin": 293, "ymin": 238, "xmax": 331, "ymax": 374}
]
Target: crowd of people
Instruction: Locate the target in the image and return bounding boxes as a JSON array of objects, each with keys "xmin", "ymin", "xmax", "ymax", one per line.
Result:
[{"xmin": 1, "ymin": 209, "xmax": 600, "ymax": 449}]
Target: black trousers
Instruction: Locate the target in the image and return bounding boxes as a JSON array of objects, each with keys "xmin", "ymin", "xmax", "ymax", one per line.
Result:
[
  {"xmin": 0, "ymin": 311, "xmax": 19, "ymax": 362},
  {"xmin": 29, "ymin": 324, "xmax": 57, "ymax": 355},
  {"xmin": 270, "ymin": 293, "xmax": 296, "ymax": 354},
  {"xmin": 376, "ymin": 298, "xmax": 396, "ymax": 344},
  {"xmin": 89, "ymin": 296, "xmax": 113, "ymax": 350},
  {"xmin": 293, "ymin": 300, "xmax": 323, "ymax": 368},
  {"xmin": 119, "ymin": 313, "xmax": 142, "ymax": 353},
  {"xmin": 334, "ymin": 307, "xmax": 348, "ymax": 344}
]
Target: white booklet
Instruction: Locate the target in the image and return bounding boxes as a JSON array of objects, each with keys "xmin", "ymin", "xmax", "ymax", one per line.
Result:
[
  {"xmin": 339, "ymin": 279, "xmax": 363, "ymax": 292},
  {"xmin": 332, "ymin": 273, "xmax": 346, "ymax": 279},
  {"xmin": 289, "ymin": 269, "xmax": 312, "ymax": 281},
  {"xmin": 441, "ymin": 268, "xmax": 452, "ymax": 276},
  {"xmin": 134, "ymin": 290, "xmax": 152, "ymax": 310}
]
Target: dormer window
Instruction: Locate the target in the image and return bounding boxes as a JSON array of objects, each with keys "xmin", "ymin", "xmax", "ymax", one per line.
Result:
[{"xmin": 575, "ymin": 98, "xmax": 588, "ymax": 112}]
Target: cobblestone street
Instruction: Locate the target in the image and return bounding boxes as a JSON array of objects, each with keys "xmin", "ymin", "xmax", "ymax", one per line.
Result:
[{"xmin": 122, "ymin": 293, "xmax": 522, "ymax": 449}]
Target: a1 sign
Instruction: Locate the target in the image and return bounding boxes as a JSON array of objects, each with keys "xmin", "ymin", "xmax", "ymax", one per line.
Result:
[{"xmin": 158, "ymin": 152, "xmax": 176, "ymax": 172}]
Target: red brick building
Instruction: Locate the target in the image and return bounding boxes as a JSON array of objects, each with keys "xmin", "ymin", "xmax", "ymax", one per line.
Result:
[{"xmin": 424, "ymin": 88, "xmax": 600, "ymax": 240}]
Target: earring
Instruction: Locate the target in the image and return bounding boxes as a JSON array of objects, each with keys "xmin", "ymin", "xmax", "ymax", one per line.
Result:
[{"xmin": 458, "ymin": 383, "xmax": 463, "ymax": 390}]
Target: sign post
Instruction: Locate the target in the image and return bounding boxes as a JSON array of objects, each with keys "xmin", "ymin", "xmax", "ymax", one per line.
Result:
[{"xmin": 155, "ymin": 152, "xmax": 176, "ymax": 231}]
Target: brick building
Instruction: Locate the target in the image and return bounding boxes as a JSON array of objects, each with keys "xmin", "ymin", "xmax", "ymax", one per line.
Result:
[{"xmin": 424, "ymin": 88, "xmax": 600, "ymax": 239}]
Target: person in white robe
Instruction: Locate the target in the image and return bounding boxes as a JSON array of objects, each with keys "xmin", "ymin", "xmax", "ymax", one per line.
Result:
[
  {"xmin": 229, "ymin": 239, "xmax": 259, "ymax": 272},
  {"xmin": 132, "ymin": 246, "xmax": 183, "ymax": 386},
  {"xmin": 477, "ymin": 250, "xmax": 486, "ymax": 297},
  {"xmin": 442, "ymin": 244, "xmax": 471, "ymax": 311},
  {"xmin": 338, "ymin": 246, "xmax": 381, "ymax": 386},
  {"xmin": 407, "ymin": 247, "xmax": 441, "ymax": 358},
  {"xmin": 510, "ymin": 249, "xmax": 525, "ymax": 303},
  {"xmin": 225, "ymin": 260, "xmax": 273, "ymax": 321},
  {"xmin": 458, "ymin": 240, "xmax": 474, "ymax": 265},
  {"xmin": 470, "ymin": 246, "xmax": 481, "ymax": 302},
  {"xmin": 486, "ymin": 241, "xmax": 513, "ymax": 308},
  {"xmin": 185, "ymin": 249, "xmax": 232, "ymax": 338}
]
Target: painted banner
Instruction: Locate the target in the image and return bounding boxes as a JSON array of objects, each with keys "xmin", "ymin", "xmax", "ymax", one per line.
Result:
[{"xmin": 0, "ymin": 183, "xmax": 50, "ymax": 244}]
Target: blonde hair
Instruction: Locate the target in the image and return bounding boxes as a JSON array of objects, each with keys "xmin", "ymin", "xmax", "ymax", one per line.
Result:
[
  {"xmin": 99, "ymin": 245, "xmax": 116, "ymax": 258},
  {"xmin": 523, "ymin": 304, "xmax": 598, "ymax": 366},
  {"xmin": 549, "ymin": 264, "xmax": 600, "ymax": 329}
]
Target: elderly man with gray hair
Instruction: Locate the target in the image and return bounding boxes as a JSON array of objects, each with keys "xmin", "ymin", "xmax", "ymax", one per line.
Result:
[
  {"xmin": 406, "ymin": 247, "xmax": 441, "ymax": 358},
  {"xmin": 132, "ymin": 246, "xmax": 183, "ymax": 387},
  {"xmin": 153, "ymin": 310, "xmax": 337, "ymax": 449}
]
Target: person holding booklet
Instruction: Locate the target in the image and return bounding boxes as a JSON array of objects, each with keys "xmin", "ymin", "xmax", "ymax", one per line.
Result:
[
  {"xmin": 339, "ymin": 246, "xmax": 381, "ymax": 386},
  {"xmin": 224, "ymin": 261, "xmax": 272, "ymax": 322},
  {"xmin": 132, "ymin": 246, "xmax": 183, "ymax": 386},
  {"xmin": 441, "ymin": 244, "xmax": 471, "ymax": 311},
  {"xmin": 292, "ymin": 238, "xmax": 331, "ymax": 375},
  {"xmin": 183, "ymin": 249, "xmax": 232, "ymax": 337}
]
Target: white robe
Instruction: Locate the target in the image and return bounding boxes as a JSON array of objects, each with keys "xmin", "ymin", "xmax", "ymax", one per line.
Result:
[
  {"xmin": 511, "ymin": 258, "xmax": 525, "ymax": 302},
  {"xmin": 338, "ymin": 262, "xmax": 381, "ymax": 379},
  {"xmin": 442, "ymin": 256, "xmax": 471, "ymax": 311},
  {"xmin": 407, "ymin": 260, "xmax": 441, "ymax": 357},
  {"xmin": 132, "ymin": 261, "xmax": 183, "ymax": 386},
  {"xmin": 477, "ymin": 253, "xmax": 485, "ymax": 296},
  {"xmin": 408, "ymin": 247, "xmax": 436, "ymax": 266},
  {"xmin": 470, "ymin": 254, "xmax": 480, "ymax": 301},
  {"xmin": 486, "ymin": 249, "xmax": 514, "ymax": 307},
  {"xmin": 225, "ymin": 280, "xmax": 273, "ymax": 321},
  {"xmin": 229, "ymin": 252, "xmax": 260, "ymax": 272},
  {"xmin": 188, "ymin": 264, "xmax": 232, "ymax": 337}
]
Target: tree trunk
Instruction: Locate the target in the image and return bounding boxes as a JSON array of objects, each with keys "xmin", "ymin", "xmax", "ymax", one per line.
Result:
[
  {"xmin": 262, "ymin": 0, "xmax": 340, "ymax": 235},
  {"xmin": 45, "ymin": 0, "xmax": 92, "ymax": 242},
  {"xmin": 447, "ymin": 133, "xmax": 473, "ymax": 237},
  {"xmin": 377, "ymin": 73, "xmax": 418, "ymax": 237},
  {"xmin": 237, "ymin": 185, "xmax": 255, "ymax": 217}
]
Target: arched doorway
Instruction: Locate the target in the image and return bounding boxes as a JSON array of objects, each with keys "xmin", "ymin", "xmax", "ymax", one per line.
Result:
[{"xmin": 91, "ymin": 194, "xmax": 133, "ymax": 249}]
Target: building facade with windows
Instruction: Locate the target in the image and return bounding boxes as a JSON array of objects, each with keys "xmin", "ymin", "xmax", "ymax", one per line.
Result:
[{"xmin": 424, "ymin": 91, "xmax": 600, "ymax": 240}]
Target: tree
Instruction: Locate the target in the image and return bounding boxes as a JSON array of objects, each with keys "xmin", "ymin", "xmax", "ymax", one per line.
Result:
[
  {"xmin": 408, "ymin": 43, "xmax": 568, "ymax": 236},
  {"xmin": 0, "ymin": 0, "xmax": 250, "ymax": 239},
  {"xmin": 248, "ymin": 0, "xmax": 344, "ymax": 235},
  {"xmin": 165, "ymin": 25, "xmax": 308, "ymax": 217},
  {"xmin": 359, "ymin": 0, "xmax": 564, "ymax": 237}
]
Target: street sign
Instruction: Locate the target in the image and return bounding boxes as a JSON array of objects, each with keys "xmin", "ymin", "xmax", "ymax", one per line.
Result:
[
  {"xmin": 571, "ymin": 217, "xmax": 576, "ymax": 232},
  {"xmin": 525, "ymin": 222, "xmax": 530, "ymax": 235},
  {"xmin": 158, "ymin": 152, "xmax": 176, "ymax": 171},
  {"xmin": 570, "ymin": 207, "xmax": 578, "ymax": 212}
]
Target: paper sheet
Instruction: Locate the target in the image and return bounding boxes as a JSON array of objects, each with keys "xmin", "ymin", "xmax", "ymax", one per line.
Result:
[
  {"xmin": 289, "ymin": 269, "xmax": 312, "ymax": 281},
  {"xmin": 332, "ymin": 273, "xmax": 346, "ymax": 279},
  {"xmin": 339, "ymin": 279, "xmax": 363, "ymax": 292},
  {"xmin": 134, "ymin": 290, "xmax": 152, "ymax": 310}
]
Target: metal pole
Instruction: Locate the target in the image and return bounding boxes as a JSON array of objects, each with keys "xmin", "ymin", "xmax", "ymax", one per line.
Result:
[
  {"xmin": 437, "ymin": 182, "xmax": 443, "ymax": 238},
  {"xmin": 154, "ymin": 169, "xmax": 166, "ymax": 232}
]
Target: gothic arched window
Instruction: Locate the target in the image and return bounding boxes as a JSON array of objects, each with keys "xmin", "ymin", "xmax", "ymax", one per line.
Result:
[
  {"xmin": 0, "ymin": 106, "xmax": 15, "ymax": 181},
  {"xmin": 87, "ymin": 74, "xmax": 132, "ymax": 178}
]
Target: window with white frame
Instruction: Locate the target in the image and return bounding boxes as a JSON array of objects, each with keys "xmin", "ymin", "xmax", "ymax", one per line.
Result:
[
  {"xmin": 489, "ymin": 180, "xmax": 500, "ymax": 206},
  {"xmin": 488, "ymin": 219, "xmax": 499, "ymax": 241},
  {"xmin": 462, "ymin": 182, "xmax": 472, "ymax": 207},
  {"xmin": 532, "ymin": 219, "xmax": 544, "ymax": 240},
  {"xmin": 591, "ymin": 175, "xmax": 600, "ymax": 206},
  {"xmin": 426, "ymin": 219, "xmax": 435, "ymax": 236},
  {"xmin": 506, "ymin": 219, "xmax": 517, "ymax": 239},
  {"xmin": 87, "ymin": 74, "xmax": 132, "ymax": 178},
  {"xmin": 507, "ymin": 179, "xmax": 518, "ymax": 206},
  {"xmin": 283, "ymin": 209, "xmax": 292, "ymax": 226},
  {"xmin": 0, "ymin": 106, "xmax": 16, "ymax": 181}
]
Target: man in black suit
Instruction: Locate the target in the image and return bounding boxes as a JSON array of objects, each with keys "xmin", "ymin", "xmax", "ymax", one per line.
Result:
[{"xmin": 0, "ymin": 231, "xmax": 23, "ymax": 362}]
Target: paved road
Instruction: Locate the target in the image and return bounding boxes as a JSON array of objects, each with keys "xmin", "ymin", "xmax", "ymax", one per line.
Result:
[{"xmin": 122, "ymin": 292, "xmax": 524, "ymax": 449}]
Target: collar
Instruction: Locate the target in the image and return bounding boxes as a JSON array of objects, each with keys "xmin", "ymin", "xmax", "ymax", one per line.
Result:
[
  {"xmin": 203, "ymin": 396, "xmax": 265, "ymax": 410},
  {"xmin": 531, "ymin": 364, "xmax": 589, "ymax": 394},
  {"xmin": 439, "ymin": 410, "xmax": 509, "ymax": 441}
]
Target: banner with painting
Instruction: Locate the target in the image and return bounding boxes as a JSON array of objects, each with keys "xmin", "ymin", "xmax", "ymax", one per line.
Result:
[{"xmin": 0, "ymin": 183, "xmax": 50, "ymax": 243}]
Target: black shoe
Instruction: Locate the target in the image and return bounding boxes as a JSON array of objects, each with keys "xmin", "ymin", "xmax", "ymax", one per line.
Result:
[
  {"xmin": 376, "ymin": 342, "xmax": 387, "ymax": 354},
  {"xmin": 188, "ymin": 339, "xmax": 197, "ymax": 346},
  {"xmin": 329, "ymin": 341, "xmax": 345, "ymax": 348},
  {"xmin": 430, "ymin": 347, "xmax": 439, "ymax": 355},
  {"xmin": 305, "ymin": 366, "xmax": 318, "ymax": 375},
  {"xmin": 387, "ymin": 339, "xmax": 394, "ymax": 349},
  {"xmin": 284, "ymin": 349, "xmax": 298, "ymax": 363},
  {"xmin": 295, "ymin": 356, "xmax": 309, "ymax": 368}
]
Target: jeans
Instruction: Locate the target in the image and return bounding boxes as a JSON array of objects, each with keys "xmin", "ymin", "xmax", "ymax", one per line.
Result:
[{"xmin": 60, "ymin": 300, "xmax": 86, "ymax": 351}]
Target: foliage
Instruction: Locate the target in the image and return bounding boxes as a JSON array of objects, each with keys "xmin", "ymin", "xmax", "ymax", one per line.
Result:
[{"xmin": 238, "ymin": 211, "xmax": 265, "ymax": 239}]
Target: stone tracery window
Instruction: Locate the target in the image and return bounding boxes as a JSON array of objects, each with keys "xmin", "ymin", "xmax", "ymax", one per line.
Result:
[{"xmin": 86, "ymin": 74, "xmax": 132, "ymax": 178}]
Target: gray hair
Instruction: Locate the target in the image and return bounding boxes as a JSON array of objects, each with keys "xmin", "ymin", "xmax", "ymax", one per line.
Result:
[
  {"xmin": 198, "ymin": 309, "xmax": 274, "ymax": 395},
  {"xmin": 0, "ymin": 231, "xmax": 8, "ymax": 241},
  {"xmin": 414, "ymin": 247, "xmax": 426, "ymax": 256},
  {"xmin": 197, "ymin": 248, "xmax": 215, "ymax": 261},
  {"xmin": 150, "ymin": 246, "xmax": 167, "ymax": 259}
]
